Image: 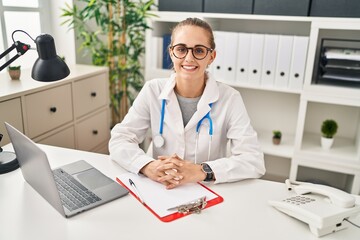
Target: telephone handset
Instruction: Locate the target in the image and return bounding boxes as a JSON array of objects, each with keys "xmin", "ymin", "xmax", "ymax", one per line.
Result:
[
  {"xmin": 269, "ymin": 180, "xmax": 360, "ymax": 237},
  {"xmin": 294, "ymin": 184, "xmax": 355, "ymax": 208}
]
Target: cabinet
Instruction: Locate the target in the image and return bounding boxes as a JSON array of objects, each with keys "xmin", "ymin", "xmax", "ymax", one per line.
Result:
[
  {"xmin": 0, "ymin": 64, "xmax": 110, "ymax": 154},
  {"xmin": 145, "ymin": 12, "xmax": 360, "ymax": 194}
]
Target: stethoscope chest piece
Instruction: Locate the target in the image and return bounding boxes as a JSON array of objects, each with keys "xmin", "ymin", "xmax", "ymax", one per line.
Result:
[{"xmin": 153, "ymin": 134, "xmax": 165, "ymax": 148}]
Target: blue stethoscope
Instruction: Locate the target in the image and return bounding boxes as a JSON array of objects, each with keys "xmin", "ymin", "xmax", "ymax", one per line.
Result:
[{"xmin": 153, "ymin": 99, "xmax": 213, "ymax": 163}]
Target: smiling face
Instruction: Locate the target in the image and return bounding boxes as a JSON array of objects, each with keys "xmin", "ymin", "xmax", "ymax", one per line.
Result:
[{"xmin": 169, "ymin": 25, "xmax": 216, "ymax": 93}]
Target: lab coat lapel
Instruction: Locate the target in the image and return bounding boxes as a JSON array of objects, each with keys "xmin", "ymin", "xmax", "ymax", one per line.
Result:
[
  {"xmin": 185, "ymin": 74, "xmax": 219, "ymax": 132},
  {"xmin": 158, "ymin": 74, "xmax": 184, "ymax": 135}
]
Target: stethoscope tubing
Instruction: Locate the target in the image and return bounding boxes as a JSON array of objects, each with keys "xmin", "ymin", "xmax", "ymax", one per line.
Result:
[{"xmin": 156, "ymin": 99, "xmax": 214, "ymax": 162}]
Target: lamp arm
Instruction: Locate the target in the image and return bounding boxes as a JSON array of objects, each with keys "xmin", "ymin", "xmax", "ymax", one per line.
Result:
[
  {"xmin": 0, "ymin": 41, "xmax": 31, "ymax": 72},
  {"xmin": 0, "ymin": 43, "xmax": 16, "ymax": 59}
]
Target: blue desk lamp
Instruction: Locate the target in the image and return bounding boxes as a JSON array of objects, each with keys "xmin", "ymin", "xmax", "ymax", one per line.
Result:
[{"xmin": 0, "ymin": 30, "xmax": 70, "ymax": 174}]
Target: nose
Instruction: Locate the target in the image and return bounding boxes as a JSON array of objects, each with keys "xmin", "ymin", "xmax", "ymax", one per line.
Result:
[{"xmin": 184, "ymin": 48, "xmax": 195, "ymax": 62}]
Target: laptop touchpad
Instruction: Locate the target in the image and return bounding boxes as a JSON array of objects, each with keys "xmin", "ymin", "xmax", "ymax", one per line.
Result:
[{"xmin": 75, "ymin": 168, "xmax": 113, "ymax": 190}]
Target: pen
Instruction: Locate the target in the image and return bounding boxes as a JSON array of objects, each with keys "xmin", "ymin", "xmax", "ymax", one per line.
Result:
[{"xmin": 129, "ymin": 178, "xmax": 145, "ymax": 204}]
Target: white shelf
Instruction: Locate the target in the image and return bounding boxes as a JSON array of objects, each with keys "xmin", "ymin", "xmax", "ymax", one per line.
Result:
[
  {"xmin": 146, "ymin": 11, "xmax": 360, "ymax": 194},
  {"xmin": 301, "ymin": 133, "xmax": 359, "ymax": 163},
  {"xmin": 218, "ymin": 79, "xmax": 302, "ymax": 94},
  {"xmin": 258, "ymin": 130, "xmax": 295, "ymax": 158}
]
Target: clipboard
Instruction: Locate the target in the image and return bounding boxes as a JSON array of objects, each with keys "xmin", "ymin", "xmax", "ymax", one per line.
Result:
[{"xmin": 116, "ymin": 172, "xmax": 223, "ymax": 222}]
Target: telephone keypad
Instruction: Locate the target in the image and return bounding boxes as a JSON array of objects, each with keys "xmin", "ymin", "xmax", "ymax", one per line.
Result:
[{"xmin": 283, "ymin": 195, "xmax": 316, "ymax": 205}]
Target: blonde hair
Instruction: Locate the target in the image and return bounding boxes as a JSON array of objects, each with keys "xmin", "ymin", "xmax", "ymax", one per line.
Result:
[{"xmin": 170, "ymin": 18, "xmax": 216, "ymax": 49}]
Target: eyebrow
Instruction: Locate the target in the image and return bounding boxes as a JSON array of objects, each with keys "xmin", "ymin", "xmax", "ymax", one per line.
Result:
[{"xmin": 173, "ymin": 43, "xmax": 211, "ymax": 48}]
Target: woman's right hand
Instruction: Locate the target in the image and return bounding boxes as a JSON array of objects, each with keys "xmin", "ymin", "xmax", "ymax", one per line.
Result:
[{"xmin": 140, "ymin": 159, "xmax": 183, "ymax": 188}]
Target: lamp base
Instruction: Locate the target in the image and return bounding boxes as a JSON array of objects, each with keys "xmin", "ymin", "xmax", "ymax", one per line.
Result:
[{"xmin": 0, "ymin": 151, "xmax": 19, "ymax": 174}]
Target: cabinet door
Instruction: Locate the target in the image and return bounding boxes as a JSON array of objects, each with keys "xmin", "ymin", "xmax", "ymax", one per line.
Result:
[
  {"xmin": 76, "ymin": 109, "xmax": 110, "ymax": 151},
  {"xmin": 0, "ymin": 98, "xmax": 23, "ymax": 145},
  {"xmin": 25, "ymin": 84, "xmax": 73, "ymax": 138},
  {"xmin": 73, "ymin": 73, "xmax": 108, "ymax": 119}
]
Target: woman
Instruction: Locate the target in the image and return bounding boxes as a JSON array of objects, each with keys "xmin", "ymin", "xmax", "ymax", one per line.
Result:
[{"xmin": 109, "ymin": 18, "xmax": 265, "ymax": 189}]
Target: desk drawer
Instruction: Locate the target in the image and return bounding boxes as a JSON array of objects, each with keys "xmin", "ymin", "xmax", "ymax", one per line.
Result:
[
  {"xmin": 25, "ymin": 84, "xmax": 73, "ymax": 138},
  {"xmin": 73, "ymin": 73, "xmax": 108, "ymax": 118},
  {"xmin": 76, "ymin": 109, "xmax": 110, "ymax": 151},
  {"xmin": 0, "ymin": 98, "xmax": 23, "ymax": 144},
  {"xmin": 36, "ymin": 126, "xmax": 75, "ymax": 149}
]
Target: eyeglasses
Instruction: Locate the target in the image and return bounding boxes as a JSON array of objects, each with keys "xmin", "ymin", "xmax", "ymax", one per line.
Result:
[{"xmin": 170, "ymin": 44, "xmax": 213, "ymax": 60}]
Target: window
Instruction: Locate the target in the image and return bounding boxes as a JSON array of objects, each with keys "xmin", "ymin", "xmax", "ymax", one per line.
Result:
[{"xmin": 0, "ymin": 0, "xmax": 51, "ymax": 69}]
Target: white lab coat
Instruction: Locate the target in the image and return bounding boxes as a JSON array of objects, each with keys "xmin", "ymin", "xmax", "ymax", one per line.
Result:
[{"xmin": 109, "ymin": 73, "xmax": 265, "ymax": 183}]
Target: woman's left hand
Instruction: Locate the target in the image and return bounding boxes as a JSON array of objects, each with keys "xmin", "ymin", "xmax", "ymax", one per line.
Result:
[{"xmin": 156, "ymin": 154, "xmax": 206, "ymax": 189}]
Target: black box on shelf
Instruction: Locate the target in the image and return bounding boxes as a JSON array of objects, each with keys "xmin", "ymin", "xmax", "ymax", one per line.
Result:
[
  {"xmin": 203, "ymin": 0, "xmax": 253, "ymax": 14},
  {"xmin": 158, "ymin": 0, "xmax": 203, "ymax": 12},
  {"xmin": 314, "ymin": 39, "xmax": 360, "ymax": 87},
  {"xmin": 253, "ymin": 0, "xmax": 310, "ymax": 16},
  {"xmin": 310, "ymin": 0, "xmax": 360, "ymax": 18}
]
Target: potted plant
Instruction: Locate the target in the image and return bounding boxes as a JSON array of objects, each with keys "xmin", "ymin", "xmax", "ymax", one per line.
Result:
[
  {"xmin": 8, "ymin": 65, "xmax": 21, "ymax": 80},
  {"xmin": 321, "ymin": 119, "xmax": 338, "ymax": 150},
  {"xmin": 61, "ymin": 0, "xmax": 155, "ymax": 127},
  {"xmin": 272, "ymin": 130, "xmax": 282, "ymax": 145}
]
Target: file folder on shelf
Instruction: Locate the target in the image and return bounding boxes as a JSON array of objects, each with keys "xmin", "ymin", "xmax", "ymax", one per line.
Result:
[
  {"xmin": 223, "ymin": 32, "xmax": 239, "ymax": 82},
  {"xmin": 275, "ymin": 35, "xmax": 294, "ymax": 88},
  {"xmin": 236, "ymin": 32, "xmax": 252, "ymax": 84},
  {"xmin": 289, "ymin": 36, "xmax": 309, "ymax": 90},
  {"xmin": 211, "ymin": 31, "xmax": 226, "ymax": 81},
  {"xmin": 211, "ymin": 31, "xmax": 238, "ymax": 83},
  {"xmin": 261, "ymin": 34, "xmax": 279, "ymax": 87},
  {"xmin": 116, "ymin": 172, "xmax": 223, "ymax": 222},
  {"xmin": 162, "ymin": 34, "xmax": 172, "ymax": 69},
  {"xmin": 248, "ymin": 34, "xmax": 265, "ymax": 86}
]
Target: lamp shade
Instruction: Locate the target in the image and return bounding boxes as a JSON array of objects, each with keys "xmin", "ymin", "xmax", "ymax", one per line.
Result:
[{"xmin": 31, "ymin": 34, "xmax": 70, "ymax": 82}]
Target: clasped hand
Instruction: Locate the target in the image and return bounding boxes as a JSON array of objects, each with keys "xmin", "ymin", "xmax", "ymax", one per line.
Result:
[{"xmin": 140, "ymin": 154, "xmax": 205, "ymax": 189}]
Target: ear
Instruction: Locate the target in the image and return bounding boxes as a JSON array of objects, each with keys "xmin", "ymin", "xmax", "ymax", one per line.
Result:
[
  {"xmin": 169, "ymin": 48, "xmax": 175, "ymax": 62},
  {"xmin": 208, "ymin": 50, "xmax": 216, "ymax": 65}
]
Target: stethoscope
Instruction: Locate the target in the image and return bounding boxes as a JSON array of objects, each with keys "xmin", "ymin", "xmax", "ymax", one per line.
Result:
[{"xmin": 153, "ymin": 99, "xmax": 213, "ymax": 163}]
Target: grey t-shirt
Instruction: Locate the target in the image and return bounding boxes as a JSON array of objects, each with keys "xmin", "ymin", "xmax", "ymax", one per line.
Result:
[{"xmin": 175, "ymin": 93, "xmax": 201, "ymax": 127}]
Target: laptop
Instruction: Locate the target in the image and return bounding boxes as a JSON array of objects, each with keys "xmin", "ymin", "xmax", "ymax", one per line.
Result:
[{"xmin": 5, "ymin": 122, "xmax": 128, "ymax": 218}]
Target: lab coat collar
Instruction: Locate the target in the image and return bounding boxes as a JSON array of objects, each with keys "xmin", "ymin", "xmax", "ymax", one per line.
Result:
[
  {"xmin": 158, "ymin": 73, "xmax": 219, "ymax": 103},
  {"xmin": 158, "ymin": 73, "xmax": 219, "ymax": 132},
  {"xmin": 186, "ymin": 73, "xmax": 219, "ymax": 132}
]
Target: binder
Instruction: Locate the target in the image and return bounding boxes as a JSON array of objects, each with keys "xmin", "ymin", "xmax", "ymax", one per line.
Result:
[
  {"xmin": 223, "ymin": 32, "xmax": 239, "ymax": 82},
  {"xmin": 275, "ymin": 35, "xmax": 294, "ymax": 88},
  {"xmin": 248, "ymin": 33, "xmax": 265, "ymax": 86},
  {"xmin": 211, "ymin": 31, "xmax": 238, "ymax": 82},
  {"xmin": 162, "ymin": 34, "xmax": 172, "ymax": 69},
  {"xmin": 261, "ymin": 34, "xmax": 279, "ymax": 87},
  {"xmin": 236, "ymin": 32, "xmax": 252, "ymax": 84},
  {"xmin": 289, "ymin": 36, "xmax": 309, "ymax": 90},
  {"xmin": 116, "ymin": 172, "xmax": 223, "ymax": 222},
  {"xmin": 211, "ymin": 31, "xmax": 226, "ymax": 81}
]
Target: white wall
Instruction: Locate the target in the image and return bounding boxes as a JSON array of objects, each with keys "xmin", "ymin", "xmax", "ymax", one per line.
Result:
[{"xmin": 50, "ymin": 0, "xmax": 76, "ymax": 65}]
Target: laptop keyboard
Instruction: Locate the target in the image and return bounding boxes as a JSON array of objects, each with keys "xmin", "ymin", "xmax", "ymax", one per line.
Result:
[{"xmin": 53, "ymin": 169, "xmax": 101, "ymax": 211}]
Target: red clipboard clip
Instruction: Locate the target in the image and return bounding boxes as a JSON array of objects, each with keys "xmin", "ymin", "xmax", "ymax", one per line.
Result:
[{"xmin": 167, "ymin": 196, "xmax": 207, "ymax": 214}]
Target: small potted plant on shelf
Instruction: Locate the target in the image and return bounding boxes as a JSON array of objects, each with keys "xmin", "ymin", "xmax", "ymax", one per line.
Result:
[
  {"xmin": 8, "ymin": 65, "xmax": 21, "ymax": 80},
  {"xmin": 321, "ymin": 119, "xmax": 338, "ymax": 150},
  {"xmin": 272, "ymin": 130, "xmax": 282, "ymax": 145}
]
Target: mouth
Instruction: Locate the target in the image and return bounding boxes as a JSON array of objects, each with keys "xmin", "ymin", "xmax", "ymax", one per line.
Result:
[{"xmin": 181, "ymin": 65, "xmax": 198, "ymax": 71}]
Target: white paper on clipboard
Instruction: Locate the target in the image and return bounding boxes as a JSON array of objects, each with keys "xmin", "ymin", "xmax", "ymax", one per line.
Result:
[{"xmin": 116, "ymin": 172, "xmax": 218, "ymax": 218}]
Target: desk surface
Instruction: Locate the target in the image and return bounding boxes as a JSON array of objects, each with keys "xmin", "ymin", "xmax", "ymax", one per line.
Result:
[{"xmin": 1, "ymin": 144, "xmax": 359, "ymax": 240}]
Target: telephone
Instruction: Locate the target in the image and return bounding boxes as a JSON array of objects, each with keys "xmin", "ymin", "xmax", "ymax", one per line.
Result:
[{"xmin": 269, "ymin": 180, "xmax": 360, "ymax": 237}]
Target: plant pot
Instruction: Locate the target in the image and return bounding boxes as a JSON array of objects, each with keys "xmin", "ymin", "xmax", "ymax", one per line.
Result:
[
  {"xmin": 321, "ymin": 137, "xmax": 334, "ymax": 150},
  {"xmin": 9, "ymin": 69, "xmax": 21, "ymax": 80},
  {"xmin": 272, "ymin": 137, "xmax": 281, "ymax": 145}
]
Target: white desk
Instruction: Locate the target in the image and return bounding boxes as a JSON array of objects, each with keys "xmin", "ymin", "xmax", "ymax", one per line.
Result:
[{"xmin": 1, "ymin": 144, "xmax": 359, "ymax": 240}]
